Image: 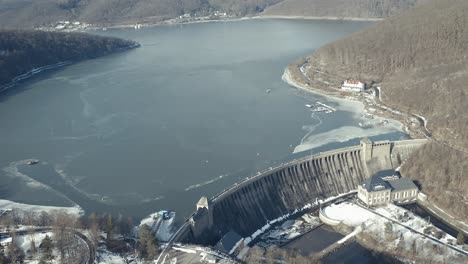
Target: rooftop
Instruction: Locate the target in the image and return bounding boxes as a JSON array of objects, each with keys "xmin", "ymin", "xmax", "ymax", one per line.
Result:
[
  {"xmin": 197, "ymin": 196, "xmax": 209, "ymax": 208},
  {"xmin": 361, "ymin": 174, "xmax": 391, "ymax": 192},
  {"xmin": 387, "ymin": 177, "xmax": 418, "ymax": 192},
  {"xmin": 361, "ymin": 170, "xmax": 417, "ymax": 193},
  {"xmin": 345, "ymin": 79, "xmax": 365, "ymax": 84},
  {"xmin": 361, "ymin": 137, "xmax": 372, "ymax": 144}
]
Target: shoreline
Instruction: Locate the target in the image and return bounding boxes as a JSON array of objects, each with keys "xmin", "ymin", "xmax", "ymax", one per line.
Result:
[
  {"xmin": 86, "ymin": 16, "xmax": 248, "ymax": 31},
  {"xmin": 84, "ymin": 14, "xmax": 380, "ymax": 31},
  {"xmin": 281, "ymin": 64, "xmax": 424, "ymax": 140},
  {"xmin": 0, "ymin": 43, "xmax": 140, "ymax": 94},
  {"xmin": 254, "ymin": 15, "xmax": 384, "ymax": 22},
  {"xmin": 0, "ymin": 199, "xmax": 83, "ymax": 216},
  {"xmin": 283, "ymin": 66, "xmax": 405, "ymax": 153}
]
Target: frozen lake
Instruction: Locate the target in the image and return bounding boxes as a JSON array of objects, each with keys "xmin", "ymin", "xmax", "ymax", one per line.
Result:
[{"xmin": 0, "ymin": 19, "xmax": 407, "ymax": 219}]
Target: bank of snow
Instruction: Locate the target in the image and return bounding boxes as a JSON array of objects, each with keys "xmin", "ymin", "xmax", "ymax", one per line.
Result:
[
  {"xmin": 136, "ymin": 211, "xmax": 176, "ymax": 242},
  {"xmin": 0, "ymin": 199, "xmax": 83, "ymax": 216},
  {"xmin": 96, "ymin": 251, "xmax": 127, "ymax": 264},
  {"xmin": 323, "ymin": 202, "xmax": 374, "ymax": 226},
  {"xmin": 323, "ymin": 202, "xmax": 467, "ymax": 262}
]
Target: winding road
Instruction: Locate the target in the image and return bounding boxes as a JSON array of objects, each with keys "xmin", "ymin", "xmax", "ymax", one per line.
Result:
[
  {"xmin": 356, "ymin": 204, "xmax": 468, "ymax": 256},
  {"xmin": 0, "ymin": 227, "xmax": 95, "ymax": 264}
]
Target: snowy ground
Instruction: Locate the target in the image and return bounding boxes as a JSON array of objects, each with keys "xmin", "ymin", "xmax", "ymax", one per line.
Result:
[
  {"xmin": 164, "ymin": 244, "xmax": 237, "ymax": 264},
  {"xmin": 0, "ymin": 199, "xmax": 83, "ymax": 217},
  {"xmin": 255, "ymin": 213, "xmax": 321, "ymax": 247},
  {"xmin": 2, "ymin": 232, "xmax": 73, "ymax": 264},
  {"xmin": 322, "ymin": 202, "xmax": 467, "ymax": 263},
  {"xmin": 323, "ymin": 202, "xmax": 374, "ymax": 226},
  {"xmin": 96, "ymin": 250, "xmax": 127, "ymax": 264},
  {"xmin": 136, "ymin": 211, "xmax": 176, "ymax": 242}
]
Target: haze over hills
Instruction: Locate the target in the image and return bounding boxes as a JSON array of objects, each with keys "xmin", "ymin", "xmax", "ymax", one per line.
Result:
[
  {"xmin": 293, "ymin": 0, "xmax": 468, "ymax": 219},
  {"xmin": 0, "ymin": 30, "xmax": 138, "ymax": 87},
  {"xmin": 262, "ymin": 0, "xmax": 428, "ymax": 18},
  {"xmin": 0, "ymin": 0, "xmax": 282, "ymax": 28},
  {"xmin": 0, "ymin": 0, "xmax": 425, "ymax": 29}
]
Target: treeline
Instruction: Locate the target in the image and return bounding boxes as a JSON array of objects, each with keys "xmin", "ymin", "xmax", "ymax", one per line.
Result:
[
  {"xmin": 0, "ymin": 210, "xmax": 160, "ymax": 263},
  {"xmin": 401, "ymin": 143, "xmax": 468, "ymax": 220},
  {"xmin": 263, "ymin": 0, "xmax": 427, "ymax": 18},
  {"xmin": 306, "ymin": 0, "xmax": 468, "ymax": 146},
  {"xmin": 300, "ymin": 0, "xmax": 468, "ymax": 219},
  {"xmin": 0, "ymin": 30, "xmax": 138, "ymax": 87},
  {"xmin": 0, "ymin": 0, "xmax": 282, "ymax": 28}
]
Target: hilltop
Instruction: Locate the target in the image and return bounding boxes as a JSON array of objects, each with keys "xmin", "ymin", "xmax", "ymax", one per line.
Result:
[
  {"xmin": 0, "ymin": 0, "xmax": 425, "ymax": 29},
  {"xmin": 288, "ymin": 0, "xmax": 468, "ymax": 219},
  {"xmin": 0, "ymin": 0, "xmax": 282, "ymax": 29},
  {"xmin": 0, "ymin": 30, "xmax": 139, "ymax": 87},
  {"xmin": 262, "ymin": 0, "xmax": 427, "ymax": 19}
]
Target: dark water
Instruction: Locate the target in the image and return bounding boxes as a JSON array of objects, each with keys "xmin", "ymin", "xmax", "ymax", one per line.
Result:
[
  {"xmin": 0, "ymin": 19, "xmax": 407, "ymax": 219},
  {"xmin": 282, "ymin": 225, "xmax": 403, "ymax": 263},
  {"xmin": 322, "ymin": 241, "xmax": 402, "ymax": 264},
  {"xmin": 283, "ymin": 225, "xmax": 344, "ymax": 254}
]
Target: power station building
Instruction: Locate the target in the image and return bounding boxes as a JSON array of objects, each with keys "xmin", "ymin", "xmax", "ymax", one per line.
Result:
[{"xmin": 357, "ymin": 169, "xmax": 419, "ymax": 206}]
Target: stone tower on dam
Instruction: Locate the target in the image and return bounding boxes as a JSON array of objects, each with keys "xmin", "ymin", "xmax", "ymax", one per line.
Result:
[{"xmin": 173, "ymin": 138, "xmax": 428, "ymax": 245}]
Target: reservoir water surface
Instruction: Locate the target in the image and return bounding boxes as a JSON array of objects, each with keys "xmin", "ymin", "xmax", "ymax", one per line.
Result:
[{"xmin": 0, "ymin": 19, "xmax": 406, "ymax": 219}]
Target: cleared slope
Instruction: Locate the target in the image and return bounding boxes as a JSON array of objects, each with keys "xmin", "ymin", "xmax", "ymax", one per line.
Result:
[
  {"xmin": 298, "ymin": 0, "xmax": 468, "ymax": 219},
  {"xmin": 262, "ymin": 0, "xmax": 426, "ymax": 18}
]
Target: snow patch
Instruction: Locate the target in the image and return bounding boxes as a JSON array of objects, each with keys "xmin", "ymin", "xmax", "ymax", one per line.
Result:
[
  {"xmin": 0, "ymin": 199, "xmax": 83, "ymax": 216},
  {"xmin": 243, "ymin": 202, "xmax": 317, "ymax": 246},
  {"xmin": 323, "ymin": 202, "xmax": 373, "ymax": 226},
  {"xmin": 173, "ymin": 246, "xmax": 197, "ymax": 254}
]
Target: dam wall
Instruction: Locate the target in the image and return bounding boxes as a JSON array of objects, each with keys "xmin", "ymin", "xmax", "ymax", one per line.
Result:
[{"xmin": 175, "ymin": 139, "xmax": 428, "ymax": 245}]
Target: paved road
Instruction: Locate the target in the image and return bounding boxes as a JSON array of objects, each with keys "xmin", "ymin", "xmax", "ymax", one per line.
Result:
[
  {"xmin": 356, "ymin": 204, "xmax": 468, "ymax": 256},
  {"xmin": 1, "ymin": 227, "xmax": 95, "ymax": 264}
]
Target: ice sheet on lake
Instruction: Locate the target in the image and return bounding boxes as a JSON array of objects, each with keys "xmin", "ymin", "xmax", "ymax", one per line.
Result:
[
  {"xmin": 294, "ymin": 124, "xmax": 401, "ymax": 154},
  {"xmin": 185, "ymin": 174, "xmax": 230, "ymax": 191}
]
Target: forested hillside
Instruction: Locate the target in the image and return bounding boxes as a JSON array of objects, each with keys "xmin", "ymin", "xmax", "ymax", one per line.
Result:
[
  {"xmin": 262, "ymin": 0, "xmax": 427, "ymax": 18},
  {"xmin": 0, "ymin": 0, "xmax": 282, "ymax": 28},
  {"xmin": 0, "ymin": 30, "xmax": 138, "ymax": 86},
  {"xmin": 296, "ymin": 0, "xmax": 468, "ymax": 219}
]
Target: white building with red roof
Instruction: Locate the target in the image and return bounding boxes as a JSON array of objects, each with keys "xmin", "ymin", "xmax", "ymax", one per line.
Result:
[{"xmin": 342, "ymin": 79, "xmax": 366, "ymax": 92}]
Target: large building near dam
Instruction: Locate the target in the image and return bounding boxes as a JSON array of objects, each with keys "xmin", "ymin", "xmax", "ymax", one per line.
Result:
[
  {"xmin": 170, "ymin": 137, "xmax": 428, "ymax": 247},
  {"xmin": 357, "ymin": 169, "xmax": 419, "ymax": 206}
]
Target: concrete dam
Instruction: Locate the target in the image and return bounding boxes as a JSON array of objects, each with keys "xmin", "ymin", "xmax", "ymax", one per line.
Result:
[{"xmin": 172, "ymin": 138, "xmax": 427, "ymax": 245}]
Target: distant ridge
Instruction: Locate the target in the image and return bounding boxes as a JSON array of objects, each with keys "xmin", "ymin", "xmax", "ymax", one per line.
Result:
[
  {"xmin": 0, "ymin": 0, "xmax": 423, "ymax": 29},
  {"xmin": 262, "ymin": 0, "xmax": 427, "ymax": 18},
  {"xmin": 0, "ymin": 0, "xmax": 282, "ymax": 29}
]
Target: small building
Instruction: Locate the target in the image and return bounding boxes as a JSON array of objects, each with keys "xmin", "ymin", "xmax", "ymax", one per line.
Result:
[
  {"xmin": 341, "ymin": 79, "xmax": 366, "ymax": 92},
  {"xmin": 358, "ymin": 170, "xmax": 418, "ymax": 206}
]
